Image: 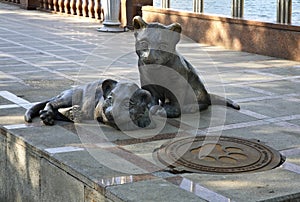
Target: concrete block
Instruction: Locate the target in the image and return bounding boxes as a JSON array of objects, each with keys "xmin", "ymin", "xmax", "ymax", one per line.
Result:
[
  {"xmin": 84, "ymin": 186, "xmax": 106, "ymax": 202},
  {"xmin": 106, "ymin": 178, "xmax": 206, "ymax": 202},
  {"xmin": 183, "ymin": 168, "xmax": 300, "ymax": 201},
  {"xmin": 0, "ymin": 133, "xmax": 7, "ymax": 201},
  {"xmin": 6, "ymin": 140, "xmax": 41, "ymax": 202},
  {"xmin": 241, "ymin": 97, "xmax": 300, "ymax": 118},
  {"xmin": 221, "ymin": 123, "xmax": 300, "ymax": 150},
  {"xmin": 41, "ymin": 158, "xmax": 84, "ymax": 202},
  {"xmin": 52, "ymin": 150, "xmax": 125, "ymax": 187}
]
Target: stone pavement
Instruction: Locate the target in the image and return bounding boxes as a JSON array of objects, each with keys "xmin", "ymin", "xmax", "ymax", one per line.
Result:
[{"xmin": 1, "ymin": 2, "xmax": 300, "ymax": 201}]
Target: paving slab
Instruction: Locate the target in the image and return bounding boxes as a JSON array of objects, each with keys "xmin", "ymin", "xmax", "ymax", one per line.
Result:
[
  {"xmin": 106, "ymin": 178, "xmax": 207, "ymax": 202},
  {"xmin": 182, "ymin": 168, "xmax": 300, "ymax": 202},
  {"xmin": 0, "ymin": 2, "xmax": 300, "ymax": 202}
]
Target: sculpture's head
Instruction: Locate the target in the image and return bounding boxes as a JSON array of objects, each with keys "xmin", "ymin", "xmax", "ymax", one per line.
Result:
[
  {"xmin": 94, "ymin": 79, "xmax": 155, "ymax": 131},
  {"xmin": 133, "ymin": 16, "xmax": 182, "ymax": 65}
]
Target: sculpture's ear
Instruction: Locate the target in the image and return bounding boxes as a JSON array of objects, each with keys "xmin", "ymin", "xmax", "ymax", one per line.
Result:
[
  {"xmin": 167, "ymin": 23, "xmax": 182, "ymax": 33},
  {"xmin": 102, "ymin": 79, "xmax": 117, "ymax": 99},
  {"xmin": 133, "ymin": 16, "xmax": 148, "ymax": 30}
]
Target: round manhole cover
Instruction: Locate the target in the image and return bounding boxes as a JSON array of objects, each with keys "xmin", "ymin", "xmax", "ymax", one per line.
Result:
[{"xmin": 154, "ymin": 136, "xmax": 284, "ymax": 173}]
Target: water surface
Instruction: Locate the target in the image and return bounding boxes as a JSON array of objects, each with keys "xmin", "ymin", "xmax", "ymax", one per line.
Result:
[{"xmin": 153, "ymin": 0, "xmax": 300, "ymax": 25}]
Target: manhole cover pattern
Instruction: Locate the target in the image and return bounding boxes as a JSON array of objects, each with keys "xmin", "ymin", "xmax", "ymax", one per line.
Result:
[{"xmin": 155, "ymin": 136, "xmax": 284, "ymax": 173}]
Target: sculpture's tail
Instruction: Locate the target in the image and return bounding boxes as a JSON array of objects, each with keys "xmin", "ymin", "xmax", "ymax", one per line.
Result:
[
  {"xmin": 209, "ymin": 94, "xmax": 240, "ymax": 110},
  {"xmin": 24, "ymin": 100, "xmax": 49, "ymax": 122}
]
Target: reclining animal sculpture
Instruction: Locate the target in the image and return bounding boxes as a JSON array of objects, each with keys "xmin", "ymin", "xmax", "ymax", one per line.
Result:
[{"xmin": 24, "ymin": 79, "xmax": 155, "ymax": 131}]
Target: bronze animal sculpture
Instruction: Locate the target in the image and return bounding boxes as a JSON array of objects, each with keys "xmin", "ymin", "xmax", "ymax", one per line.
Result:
[
  {"xmin": 24, "ymin": 79, "xmax": 155, "ymax": 131},
  {"xmin": 133, "ymin": 16, "xmax": 240, "ymax": 118}
]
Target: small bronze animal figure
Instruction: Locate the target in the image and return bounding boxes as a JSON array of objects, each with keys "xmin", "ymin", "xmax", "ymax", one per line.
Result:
[
  {"xmin": 24, "ymin": 79, "xmax": 155, "ymax": 131},
  {"xmin": 133, "ymin": 16, "xmax": 240, "ymax": 118}
]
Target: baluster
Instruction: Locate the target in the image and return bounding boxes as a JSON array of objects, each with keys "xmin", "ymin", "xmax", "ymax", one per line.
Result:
[
  {"xmin": 39, "ymin": 0, "xmax": 44, "ymax": 9},
  {"xmin": 43, "ymin": 0, "xmax": 49, "ymax": 10},
  {"xmin": 48, "ymin": 0, "xmax": 54, "ymax": 10},
  {"xmin": 88, "ymin": 0, "xmax": 95, "ymax": 18},
  {"xmin": 58, "ymin": 0, "xmax": 65, "ymax": 12},
  {"xmin": 16, "ymin": 0, "xmax": 20, "ymax": 3},
  {"xmin": 65, "ymin": 0, "xmax": 71, "ymax": 14},
  {"xmin": 76, "ymin": 0, "xmax": 83, "ymax": 16},
  {"xmin": 70, "ymin": 0, "xmax": 77, "ymax": 15},
  {"xmin": 53, "ymin": 0, "xmax": 59, "ymax": 11},
  {"xmin": 82, "ymin": 0, "xmax": 89, "ymax": 17},
  {"xmin": 94, "ymin": 0, "xmax": 101, "ymax": 19}
]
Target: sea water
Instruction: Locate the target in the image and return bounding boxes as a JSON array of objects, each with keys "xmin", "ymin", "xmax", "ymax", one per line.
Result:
[{"xmin": 153, "ymin": 0, "xmax": 300, "ymax": 25}]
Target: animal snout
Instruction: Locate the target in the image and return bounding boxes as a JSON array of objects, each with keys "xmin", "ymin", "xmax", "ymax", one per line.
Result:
[{"xmin": 142, "ymin": 49, "xmax": 160, "ymax": 64}]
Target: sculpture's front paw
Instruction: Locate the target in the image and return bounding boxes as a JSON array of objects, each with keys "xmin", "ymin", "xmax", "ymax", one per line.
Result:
[
  {"xmin": 59, "ymin": 105, "xmax": 82, "ymax": 122},
  {"xmin": 39, "ymin": 109, "xmax": 55, "ymax": 125}
]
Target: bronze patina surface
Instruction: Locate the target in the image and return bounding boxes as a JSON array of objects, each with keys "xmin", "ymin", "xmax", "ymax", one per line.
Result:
[{"xmin": 155, "ymin": 136, "xmax": 284, "ymax": 173}]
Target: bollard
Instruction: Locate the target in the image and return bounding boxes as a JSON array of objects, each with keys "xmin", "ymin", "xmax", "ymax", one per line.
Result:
[
  {"xmin": 277, "ymin": 0, "xmax": 292, "ymax": 24},
  {"xmin": 232, "ymin": 0, "xmax": 244, "ymax": 18},
  {"xmin": 193, "ymin": 0, "xmax": 203, "ymax": 13},
  {"xmin": 161, "ymin": 0, "xmax": 170, "ymax": 8},
  {"xmin": 98, "ymin": 0, "xmax": 124, "ymax": 32}
]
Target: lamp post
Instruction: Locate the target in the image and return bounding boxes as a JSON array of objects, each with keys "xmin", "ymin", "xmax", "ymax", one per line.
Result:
[{"xmin": 98, "ymin": 0, "xmax": 124, "ymax": 32}]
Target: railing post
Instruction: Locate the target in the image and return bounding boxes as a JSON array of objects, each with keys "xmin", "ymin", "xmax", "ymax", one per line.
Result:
[
  {"xmin": 277, "ymin": 0, "xmax": 292, "ymax": 24},
  {"xmin": 232, "ymin": 0, "xmax": 244, "ymax": 18},
  {"xmin": 193, "ymin": 0, "xmax": 203, "ymax": 13},
  {"xmin": 161, "ymin": 0, "xmax": 169, "ymax": 8}
]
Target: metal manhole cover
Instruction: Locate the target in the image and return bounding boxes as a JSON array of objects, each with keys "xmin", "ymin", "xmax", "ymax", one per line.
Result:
[{"xmin": 154, "ymin": 136, "xmax": 284, "ymax": 173}]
